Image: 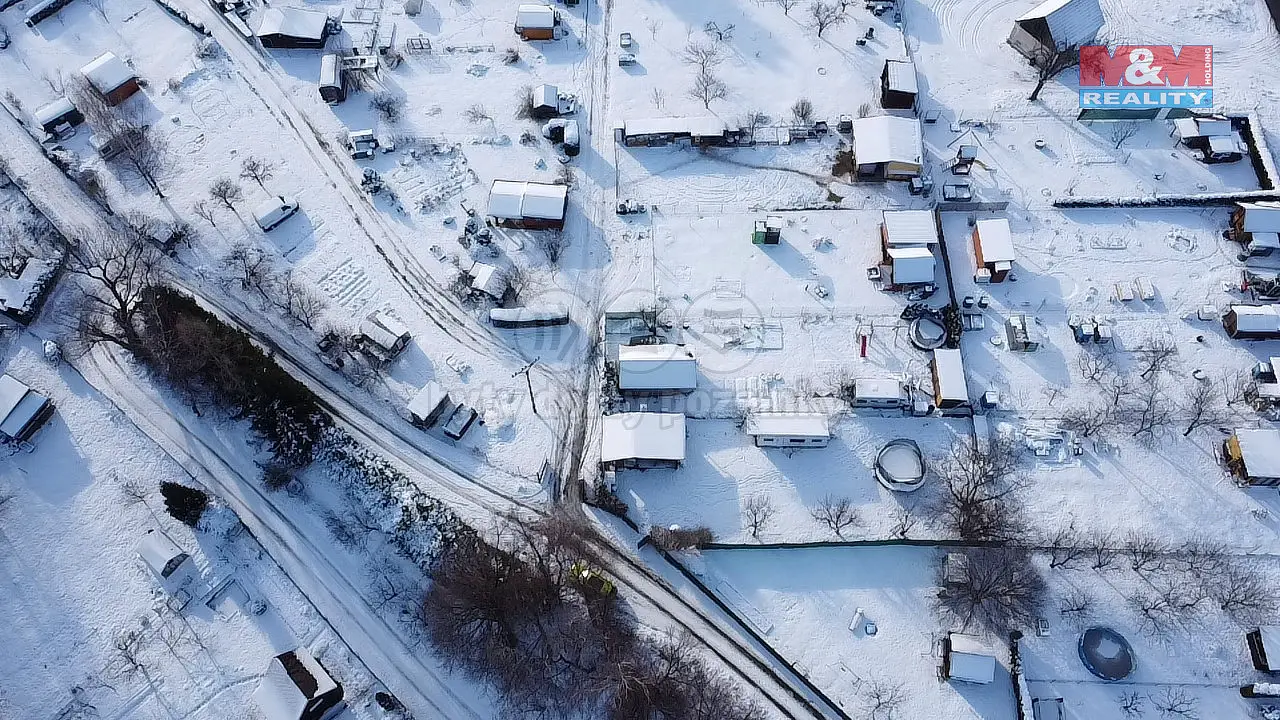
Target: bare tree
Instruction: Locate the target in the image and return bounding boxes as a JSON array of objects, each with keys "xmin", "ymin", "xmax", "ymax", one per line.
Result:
[
  {"xmin": 369, "ymin": 92, "xmax": 404, "ymax": 123},
  {"xmin": 742, "ymin": 495, "xmax": 776, "ymax": 540},
  {"xmin": 113, "ymin": 120, "xmax": 170, "ymax": 198},
  {"xmin": 1027, "ymin": 44, "xmax": 1080, "ymax": 102},
  {"xmin": 791, "ymin": 97, "xmax": 815, "ymax": 125},
  {"xmin": 1045, "ymin": 524, "xmax": 1088, "ymax": 569},
  {"xmin": 811, "ymin": 495, "xmax": 859, "ymax": 537},
  {"xmin": 193, "ymin": 200, "xmax": 217, "ymax": 227},
  {"xmin": 778, "ymin": 0, "xmax": 801, "ymax": 14},
  {"xmin": 935, "ymin": 435, "xmax": 1025, "ymax": 543},
  {"xmin": 110, "ymin": 630, "xmax": 149, "ymax": 679},
  {"xmin": 680, "ymin": 39, "xmax": 724, "ymax": 73},
  {"xmin": 119, "ymin": 477, "xmax": 150, "ymax": 505},
  {"xmin": 209, "ymin": 177, "xmax": 243, "ymax": 211},
  {"xmin": 239, "ymin": 156, "xmax": 275, "ymax": 191},
  {"xmin": 936, "ymin": 548, "xmax": 1047, "ymax": 633},
  {"xmin": 1222, "ymin": 369, "xmax": 1252, "ymax": 408},
  {"xmin": 222, "ymin": 244, "xmax": 272, "ymax": 298},
  {"xmin": 688, "ymin": 68, "xmax": 728, "ymax": 109},
  {"xmin": 72, "ymin": 167, "xmax": 113, "ymax": 215},
  {"xmin": 808, "ymin": 0, "xmax": 847, "ymax": 38},
  {"xmin": 889, "ymin": 503, "xmax": 920, "ymax": 540},
  {"xmin": 1118, "ymin": 691, "xmax": 1146, "ymax": 718},
  {"xmin": 1075, "ymin": 351, "xmax": 1115, "ymax": 383},
  {"xmin": 860, "ymin": 676, "xmax": 906, "ymax": 720},
  {"xmin": 645, "ymin": 18, "xmax": 662, "ymax": 39},
  {"xmin": 1150, "ymin": 687, "xmax": 1198, "ymax": 719},
  {"xmin": 1132, "ymin": 590, "xmax": 1179, "ymax": 638},
  {"xmin": 1207, "ymin": 565, "xmax": 1277, "ymax": 622},
  {"xmin": 269, "ymin": 270, "xmax": 328, "ymax": 329},
  {"xmin": 1126, "ymin": 379, "xmax": 1173, "ymax": 441},
  {"xmin": 1178, "ymin": 380, "xmax": 1227, "ymax": 436},
  {"xmin": 650, "ymin": 87, "xmax": 665, "ymax": 110},
  {"xmin": 1061, "ymin": 401, "xmax": 1119, "ymax": 438},
  {"xmin": 1176, "ymin": 536, "xmax": 1228, "ymax": 580},
  {"xmin": 1124, "ymin": 531, "xmax": 1171, "ymax": 576},
  {"xmin": 65, "ymin": 226, "xmax": 163, "ymax": 353},
  {"xmin": 1059, "ymin": 587, "xmax": 1094, "ymax": 624},
  {"xmin": 536, "ymin": 232, "xmax": 569, "ymax": 265},
  {"xmin": 1088, "ymin": 530, "xmax": 1119, "ymax": 571},
  {"xmin": 85, "ymin": 0, "xmax": 108, "ymax": 18},
  {"xmin": 1109, "ymin": 122, "xmax": 1139, "ymax": 149},
  {"xmin": 1136, "ymin": 336, "xmax": 1178, "ymax": 380}
]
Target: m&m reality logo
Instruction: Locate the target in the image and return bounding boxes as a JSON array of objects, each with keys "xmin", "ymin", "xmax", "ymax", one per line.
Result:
[{"xmin": 1078, "ymin": 45, "xmax": 1213, "ymax": 109}]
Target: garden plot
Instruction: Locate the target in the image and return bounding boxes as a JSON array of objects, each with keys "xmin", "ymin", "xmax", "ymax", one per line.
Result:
[{"xmin": 616, "ymin": 416, "xmax": 968, "ymax": 543}]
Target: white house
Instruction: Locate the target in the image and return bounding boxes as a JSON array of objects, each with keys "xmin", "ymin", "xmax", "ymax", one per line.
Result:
[
  {"xmin": 880, "ymin": 209, "xmax": 938, "ymax": 287},
  {"xmin": 617, "ymin": 344, "xmax": 697, "ymax": 393},
  {"xmin": 943, "ymin": 633, "xmax": 998, "ymax": 684},
  {"xmin": 745, "ymin": 413, "xmax": 830, "ymax": 448},
  {"xmin": 79, "ymin": 52, "xmax": 140, "ymax": 106},
  {"xmin": 852, "ymin": 116, "xmax": 923, "ymax": 180},
  {"xmin": 973, "ymin": 218, "xmax": 1015, "ymax": 282},
  {"xmin": 469, "ymin": 261, "xmax": 508, "ymax": 300},
  {"xmin": 0, "ymin": 373, "xmax": 53, "ymax": 443},
  {"xmin": 931, "ymin": 349, "xmax": 969, "ymax": 410},
  {"xmin": 137, "ymin": 529, "xmax": 190, "ymax": 580},
  {"xmin": 252, "ymin": 648, "xmax": 346, "ymax": 720},
  {"xmin": 487, "ymin": 180, "xmax": 568, "ymax": 230},
  {"xmin": 853, "ymin": 378, "xmax": 908, "ymax": 409},
  {"xmin": 1008, "ymin": 0, "xmax": 1105, "ymax": 61},
  {"xmin": 601, "ymin": 412, "xmax": 686, "ymax": 469},
  {"xmin": 408, "ymin": 381, "xmax": 450, "ymax": 427}
]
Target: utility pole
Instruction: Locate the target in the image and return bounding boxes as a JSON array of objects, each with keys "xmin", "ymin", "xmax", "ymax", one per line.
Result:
[{"xmin": 513, "ymin": 357, "xmax": 540, "ymax": 416}]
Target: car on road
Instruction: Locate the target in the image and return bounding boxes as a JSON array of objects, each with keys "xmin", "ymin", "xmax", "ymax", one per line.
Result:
[{"xmin": 253, "ymin": 195, "xmax": 299, "ymax": 231}]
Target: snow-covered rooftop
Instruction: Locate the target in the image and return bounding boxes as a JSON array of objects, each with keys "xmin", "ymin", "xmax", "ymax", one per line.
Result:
[
  {"xmin": 852, "ymin": 115, "xmax": 922, "ymax": 167},
  {"xmin": 1236, "ymin": 428, "xmax": 1280, "ymax": 478},
  {"xmin": 886, "ymin": 246, "xmax": 935, "ymax": 284},
  {"xmin": 0, "ymin": 258, "xmax": 57, "ymax": 313},
  {"xmin": 947, "ymin": 633, "xmax": 997, "ymax": 684},
  {"xmin": 516, "ymin": 4, "xmax": 556, "ymax": 29},
  {"xmin": 883, "ymin": 59, "xmax": 918, "ymax": 94},
  {"xmin": 80, "ymin": 52, "xmax": 135, "ymax": 94},
  {"xmin": 601, "ymin": 412, "xmax": 686, "ymax": 463},
  {"xmin": 137, "ymin": 529, "xmax": 185, "ymax": 577},
  {"xmin": 1015, "ymin": 0, "xmax": 1105, "ymax": 47},
  {"xmin": 469, "ymin": 261, "xmax": 507, "ymax": 299},
  {"xmin": 256, "ymin": 7, "xmax": 329, "ymax": 41},
  {"xmin": 32, "ymin": 97, "xmax": 75, "ymax": 128},
  {"xmin": 855, "ymin": 378, "xmax": 906, "ymax": 401},
  {"xmin": 617, "ymin": 344, "xmax": 697, "ymax": 392},
  {"xmin": 932, "ymin": 349, "xmax": 968, "ymax": 403},
  {"xmin": 252, "ymin": 648, "xmax": 339, "ymax": 720},
  {"xmin": 487, "ymin": 180, "xmax": 567, "ymax": 221},
  {"xmin": 624, "ymin": 116, "xmax": 729, "ymax": 138},
  {"xmin": 975, "ymin": 218, "xmax": 1015, "ymax": 262},
  {"xmin": 407, "ymin": 381, "xmax": 448, "ymax": 423},
  {"xmin": 0, "ymin": 373, "xmax": 49, "ymax": 440},
  {"xmin": 1230, "ymin": 305, "xmax": 1280, "ymax": 333},
  {"xmin": 882, "ymin": 210, "xmax": 938, "ymax": 245},
  {"xmin": 360, "ymin": 311, "xmax": 410, "ymax": 351},
  {"xmin": 745, "ymin": 413, "xmax": 830, "ymax": 439},
  {"xmin": 1239, "ymin": 202, "xmax": 1280, "ymax": 233},
  {"xmin": 1259, "ymin": 627, "xmax": 1280, "ymax": 671}
]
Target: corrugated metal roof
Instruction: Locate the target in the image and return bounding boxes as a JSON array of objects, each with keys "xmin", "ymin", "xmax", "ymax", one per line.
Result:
[
  {"xmin": 882, "ymin": 209, "xmax": 939, "ymax": 245},
  {"xmin": 745, "ymin": 412, "xmax": 830, "ymax": 438},
  {"xmin": 618, "ymin": 344, "xmax": 697, "ymax": 391},
  {"xmin": 883, "ymin": 59, "xmax": 918, "ymax": 94},
  {"xmin": 853, "ymin": 116, "xmax": 923, "ymax": 166},
  {"xmin": 1017, "ymin": 0, "xmax": 1104, "ymax": 47}
]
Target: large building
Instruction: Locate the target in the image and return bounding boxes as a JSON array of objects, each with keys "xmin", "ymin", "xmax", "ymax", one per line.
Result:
[
  {"xmin": 852, "ymin": 116, "xmax": 923, "ymax": 180},
  {"xmin": 601, "ymin": 412, "xmax": 686, "ymax": 469},
  {"xmin": 487, "ymin": 180, "xmax": 568, "ymax": 230},
  {"xmin": 1007, "ymin": 0, "xmax": 1105, "ymax": 61}
]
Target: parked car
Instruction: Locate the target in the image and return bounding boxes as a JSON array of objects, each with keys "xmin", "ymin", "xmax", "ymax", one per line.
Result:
[
  {"xmin": 253, "ymin": 195, "xmax": 299, "ymax": 231},
  {"xmin": 619, "ymin": 32, "xmax": 632, "ymax": 48},
  {"xmin": 618, "ymin": 52, "xmax": 636, "ymax": 66}
]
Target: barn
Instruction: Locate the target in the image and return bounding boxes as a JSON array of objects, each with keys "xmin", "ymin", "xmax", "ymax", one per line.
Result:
[
  {"xmin": 1008, "ymin": 0, "xmax": 1104, "ymax": 62},
  {"xmin": 487, "ymin": 180, "xmax": 568, "ymax": 230},
  {"xmin": 80, "ymin": 53, "xmax": 140, "ymax": 107}
]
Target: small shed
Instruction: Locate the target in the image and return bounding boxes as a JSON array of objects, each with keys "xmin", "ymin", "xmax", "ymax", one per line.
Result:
[
  {"xmin": 441, "ymin": 405, "xmax": 478, "ymax": 440},
  {"xmin": 601, "ymin": 412, "xmax": 686, "ymax": 469},
  {"xmin": 943, "ymin": 633, "xmax": 998, "ymax": 684},
  {"xmin": 252, "ymin": 648, "xmax": 346, "ymax": 720},
  {"xmin": 853, "ymin": 378, "xmax": 908, "ymax": 409},
  {"xmin": 469, "ymin": 261, "xmax": 508, "ymax": 300},
  {"xmin": 617, "ymin": 344, "xmax": 697, "ymax": 394},
  {"xmin": 1248, "ymin": 627, "xmax": 1280, "ymax": 673},
  {"xmin": 745, "ymin": 413, "xmax": 830, "ymax": 448},
  {"xmin": 256, "ymin": 7, "xmax": 331, "ymax": 49},
  {"xmin": 880, "ymin": 59, "xmax": 918, "ymax": 110},
  {"xmin": 408, "ymin": 381, "xmax": 450, "ymax": 428},
  {"xmin": 80, "ymin": 53, "xmax": 140, "ymax": 107},
  {"xmin": 0, "ymin": 374, "xmax": 54, "ymax": 443},
  {"xmin": 318, "ymin": 54, "xmax": 345, "ymax": 104},
  {"xmin": 931, "ymin": 348, "xmax": 969, "ymax": 410},
  {"xmin": 1224, "ymin": 305, "xmax": 1280, "ymax": 340},
  {"xmin": 138, "ymin": 529, "xmax": 190, "ymax": 579},
  {"xmin": 621, "ymin": 116, "xmax": 733, "ymax": 147},
  {"xmin": 1007, "ymin": 0, "xmax": 1105, "ymax": 62},
  {"xmin": 852, "ymin": 116, "xmax": 923, "ymax": 180},
  {"xmin": 973, "ymin": 218, "xmax": 1015, "ymax": 282},
  {"xmin": 0, "ymin": 256, "xmax": 60, "ymax": 322},
  {"xmin": 752, "ymin": 215, "xmax": 783, "ymax": 245},
  {"xmin": 1173, "ymin": 116, "xmax": 1233, "ymax": 145},
  {"xmin": 515, "ymin": 4, "xmax": 557, "ymax": 41},
  {"xmin": 487, "ymin": 180, "xmax": 568, "ymax": 230},
  {"xmin": 886, "ymin": 246, "xmax": 935, "ymax": 285},
  {"xmin": 881, "ymin": 209, "xmax": 939, "ymax": 286},
  {"xmin": 1224, "ymin": 428, "xmax": 1280, "ymax": 486},
  {"xmin": 359, "ymin": 311, "xmax": 412, "ymax": 356},
  {"xmin": 1005, "ymin": 314, "xmax": 1043, "ymax": 352},
  {"xmin": 1231, "ymin": 201, "xmax": 1280, "ymax": 252},
  {"xmin": 33, "ymin": 97, "xmax": 83, "ymax": 135},
  {"xmin": 531, "ymin": 84, "xmax": 560, "ymax": 119}
]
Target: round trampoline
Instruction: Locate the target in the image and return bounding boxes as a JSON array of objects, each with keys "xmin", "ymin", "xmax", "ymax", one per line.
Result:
[
  {"xmin": 1078, "ymin": 627, "xmax": 1135, "ymax": 681},
  {"xmin": 908, "ymin": 317, "xmax": 947, "ymax": 350},
  {"xmin": 874, "ymin": 439, "xmax": 927, "ymax": 492}
]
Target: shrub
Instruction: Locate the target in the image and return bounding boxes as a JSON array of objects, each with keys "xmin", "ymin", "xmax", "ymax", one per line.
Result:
[
  {"xmin": 649, "ymin": 525, "xmax": 714, "ymax": 550},
  {"xmin": 369, "ymin": 92, "xmax": 404, "ymax": 123},
  {"xmin": 160, "ymin": 481, "xmax": 208, "ymax": 527}
]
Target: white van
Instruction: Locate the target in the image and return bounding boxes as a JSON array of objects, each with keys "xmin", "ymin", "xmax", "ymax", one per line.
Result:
[{"xmin": 253, "ymin": 196, "xmax": 299, "ymax": 231}]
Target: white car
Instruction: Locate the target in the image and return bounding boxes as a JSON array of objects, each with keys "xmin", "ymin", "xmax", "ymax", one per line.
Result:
[
  {"xmin": 253, "ymin": 196, "xmax": 299, "ymax": 231},
  {"xmin": 617, "ymin": 52, "xmax": 636, "ymax": 66},
  {"xmin": 619, "ymin": 32, "xmax": 632, "ymax": 48}
]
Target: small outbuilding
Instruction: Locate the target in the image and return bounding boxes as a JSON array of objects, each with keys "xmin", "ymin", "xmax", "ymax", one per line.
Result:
[
  {"xmin": 745, "ymin": 412, "xmax": 830, "ymax": 448},
  {"xmin": 601, "ymin": 412, "xmax": 686, "ymax": 469},
  {"xmin": 943, "ymin": 633, "xmax": 997, "ymax": 684},
  {"xmin": 1224, "ymin": 428, "xmax": 1280, "ymax": 486},
  {"xmin": 853, "ymin": 378, "xmax": 909, "ymax": 409},
  {"xmin": 80, "ymin": 53, "xmax": 140, "ymax": 107},
  {"xmin": 973, "ymin": 218, "xmax": 1015, "ymax": 282},
  {"xmin": 0, "ymin": 374, "xmax": 54, "ymax": 443},
  {"xmin": 358, "ymin": 311, "xmax": 412, "ymax": 357},
  {"xmin": 1231, "ymin": 201, "xmax": 1280, "ymax": 258},
  {"xmin": 138, "ymin": 529, "xmax": 190, "ymax": 580},
  {"xmin": 1005, "ymin": 314, "xmax": 1043, "ymax": 352},
  {"xmin": 620, "ymin": 117, "xmax": 733, "ymax": 148},
  {"xmin": 1248, "ymin": 627, "xmax": 1280, "ymax": 673},
  {"xmin": 880, "ymin": 59, "xmax": 919, "ymax": 110},
  {"xmin": 489, "ymin": 305, "xmax": 570, "ymax": 329},
  {"xmin": 469, "ymin": 261, "xmax": 508, "ymax": 300},
  {"xmin": 0, "ymin": 256, "xmax": 60, "ymax": 323},
  {"xmin": 880, "ymin": 209, "xmax": 939, "ymax": 287},
  {"xmin": 752, "ymin": 215, "xmax": 784, "ymax": 245},
  {"xmin": 531, "ymin": 84, "xmax": 561, "ymax": 119},
  {"xmin": 252, "ymin": 648, "xmax": 346, "ymax": 720},
  {"xmin": 931, "ymin": 348, "xmax": 969, "ymax": 411},
  {"xmin": 1007, "ymin": 0, "xmax": 1105, "ymax": 62},
  {"xmin": 33, "ymin": 97, "xmax": 83, "ymax": 136},
  {"xmin": 487, "ymin": 180, "xmax": 568, "ymax": 230},
  {"xmin": 408, "ymin": 381, "xmax": 450, "ymax": 428},
  {"xmin": 515, "ymin": 4, "xmax": 558, "ymax": 41},
  {"xmin": 256, "ymin": 7, "xmax": 332, "ymax": 49},
  {"xmin": 617, "ymin": 344, "xmax": 697, "ymax": 394},
  {"xmin": 852, "ymin": 116, "xmax": 923, "ymax": 180},
  {"xmin": 1224, "ymin": 305, "xmax": 1280, "ymax": 340},
  {"xmin": 318, "ymin": 54, "xmax": 345, "ymax": 104}
]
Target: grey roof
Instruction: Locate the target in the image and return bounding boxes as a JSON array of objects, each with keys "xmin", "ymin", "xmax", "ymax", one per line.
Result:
[
  {"xmin": 1016, "ymin": 0, "xmax": 1105, "ymax": 47},
  {"xmin": 601, "ymin": 412, "xmax": 686, "ymax": 462},
  {"xmin": 618, "ymin": 344, "xmax": 697, "ymax": 391},
  {"xmin": 883, "ymin": 59, "xmax": 918, "ymax": 94}
]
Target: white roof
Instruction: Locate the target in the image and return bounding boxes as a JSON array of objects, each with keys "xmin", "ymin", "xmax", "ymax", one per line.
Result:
[
  {"xmin": 360, "ymin": 311, "xmax": 410, "ymax": 350},
  {"xmin": 1231, "ymin": 305, "xmax": 1280, "ymax": 333},
  {"xmin": 1251, "ymin": 233, "xmax": 1280, "ymax": 249},
  {"xmin": 883, "ymin": 59, "xmax": 918, "ymax": 94},
  {"xmin": 0, "ymin": 374, "xmax": 48, "ymax": 439},
  {"xmin": 0, "ymin": 374, "xmax": 32, "ymax": 428},
  {"xmin": 745, "ymin": 412, "xmax": 830, "ymax": 438},
  {"xmin": 33, "ymin": 97, "xmax": 76, "ymax": 126},
  {"xmin": 487, "ymin": 180, "xmax": 567, "ymax": 221},
  {"xmin": 80, "ymin": 53, "xmax": 136, "ymax": 94},
  {"xmin": 1209, "ymin": 134, "xmax": 1242, "ymax": 154},
  {"xmin": 601, "ymin": 412, "xmax": 686, "ymax": 463},
  {"xmin": 855, "ymin": 377, "xmax": 905, "ymax": 400},
  {"xmin": 975, "ymin": 218, "xmax": 1015, "ymax": 262},
  {"xmin": 489, "ymin": 305, "xmax": 569, "ymax": 324},
  {"xmin": 534, "ymin": 83, "xmax": 558, "ymax": 107},
  {"xmin": 948, "ymin": 633, "xmax": 997, "ymax": 684},
  {"xmin": 516, "ymin": 4, "xmax": 556, "ymax": 28},
  {"xmin": 137, "ymin": 529, "xmax": 185, "ymax": 575},
  {"xmin": 257, "ymin": 7, "xmax": 329, "ymax": 40},
  {"xmin": 1259, "ymin": 627, "xmax": 1280, "ymax": 671},
  {"xmin": 408, "ymin": 381, "xmax": 448, "ymax": 420},
  {"xmin": 1016, "ymin": 0, "xmax": 1105, "ymax": 47},
  {"xmin": 888, "ymin": 247, "xmax": 936, "ymax": 284},
  {"xmin": 1236, "ymin": 429, "xmax": 1280, "ymax": 478},
  {"xmin": 853, "ymin": 115, "xmax": 923, "ymax": 166},
  {"xmin": 618, "ymin": 344, "xmax": 697, "ymax": 391},
  {"xmin": 933, "ymin": 348, "xmax": 968, "ymax": 402},
  {"xmin": 469, "ymin": 261, "xmax": 507, "ymax": 298},
  {"xmin": 253, "ymin": 649, "xmax": 339, "ymax": 720},
  {"xmin": 0, "ymin": 258, "xmax": 57, "ymax": 312},
  {"xmin": 882, "ymin": 210, "xmax": 939, "ymax": 245},
  {"xmin": 624, "ymin": 116, "xmax": 729, "ymax": 138},
  {"xmin": 1239, "ymin": 202, "xmax": 1280, "ymax": 233}
]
